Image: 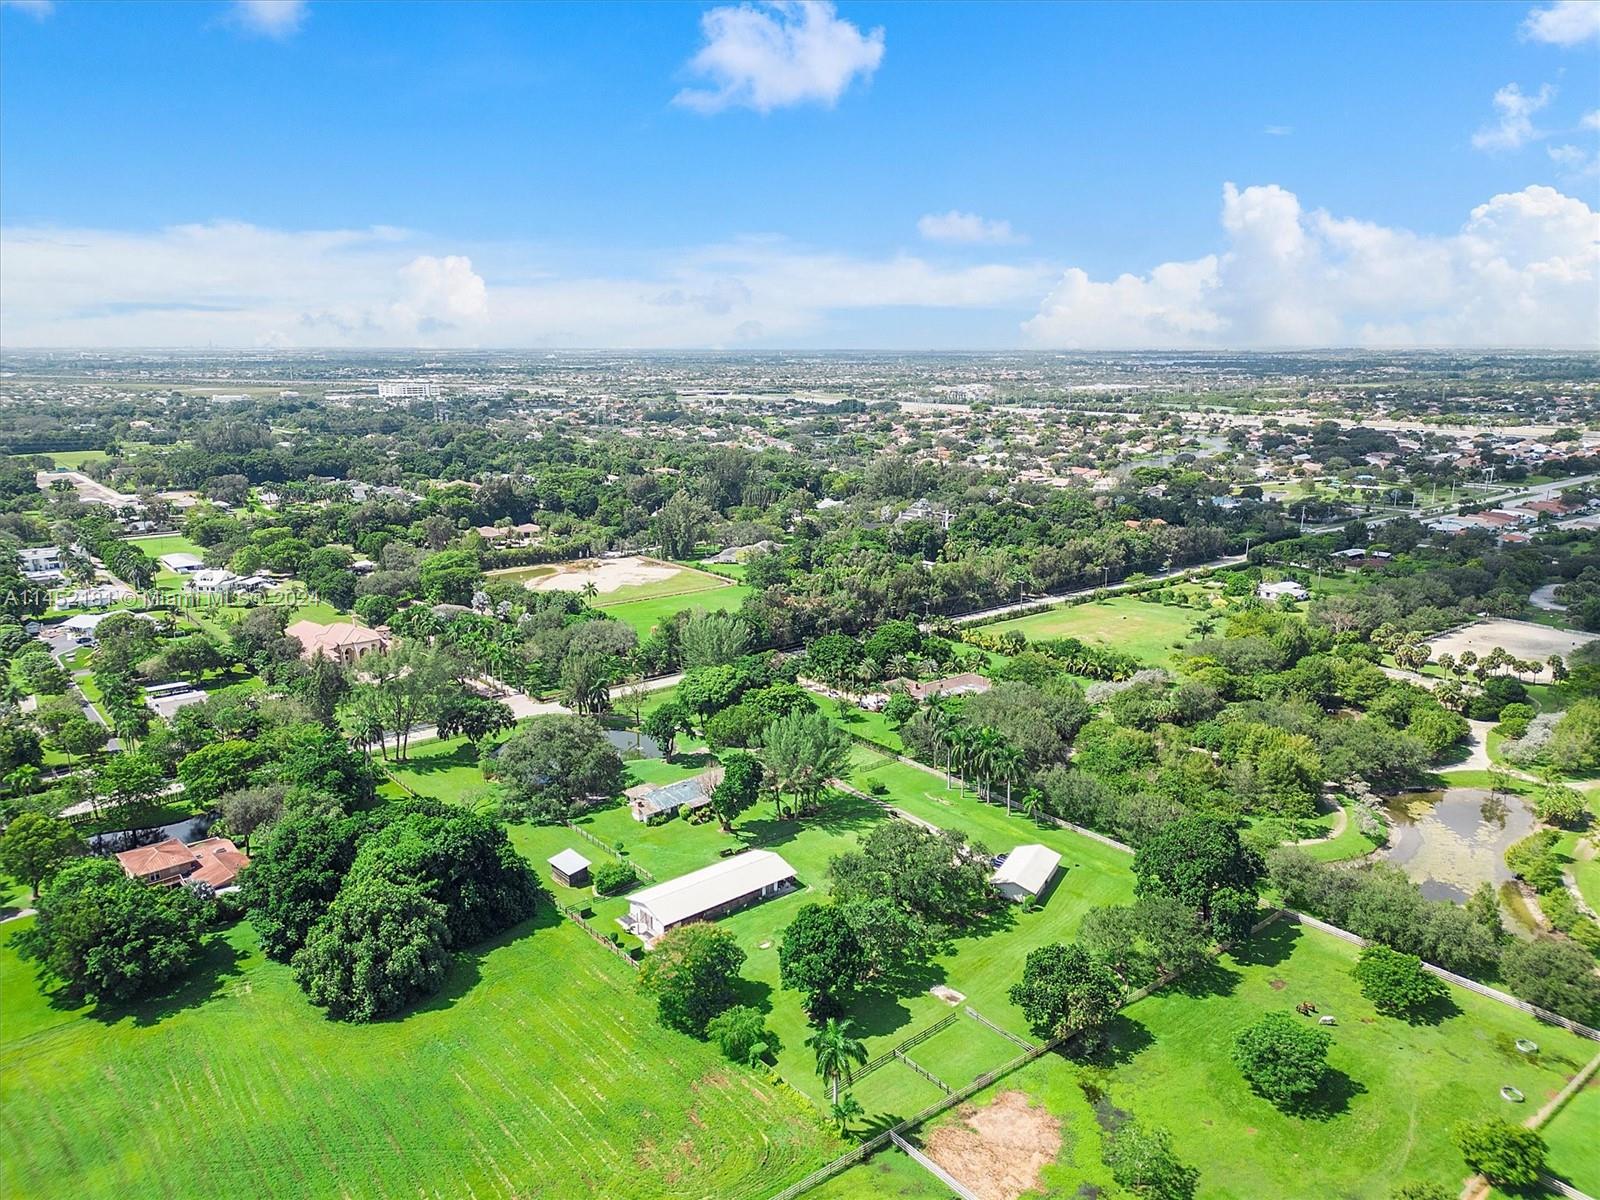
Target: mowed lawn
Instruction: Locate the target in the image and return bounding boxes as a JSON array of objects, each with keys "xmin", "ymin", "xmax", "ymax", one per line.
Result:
[
  {"xmin": 602, "ymin": 581, "xmax": 751, "ymax": 636},
  {"xmin": 125, "ymin": 533, "xmax": 210, "ymax": 593},
  {"xmin": 1090, "ymin": 920, "xmax": 1595, "ymax": 1199},
  {"xmin": 820, "ymin": 920, "xmax": 1598, "ymax": 1200},
  {"xmin": 983, "ymin": 596, "xmax": 1203, "ymax": 669},
  {"xmin": 1542, "ymin": 1077, "xmax": 1600, "ymax": 1195},
  {"xmin": 40, "ymin": 449, "xmax": 111, "ymax": 469},
  {"xmin": 0, "ymin": 913, "xmax": 838, "ymax": 1200}
]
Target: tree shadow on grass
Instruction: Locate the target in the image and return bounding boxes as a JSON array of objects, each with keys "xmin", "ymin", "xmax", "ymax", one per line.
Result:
[
  {"xmin": 89, "ymin": 929, "xmax": 246, "ymax": 1028},
  {"xmin": 1393, "ymin": 991, "xmax": 1463, "ymax": 1027},
  {"xmin": 729, "ymin": 972, "xmax": 775, "ymax": 1017},
  {"xmin": 1164, "ymin": 959, "xmax": 1243, "ymax": 1000},
  {"xmin": 1227, "ymin": 918, "xmax": 1301, "ymax": 969},
  {"xmin": 1278, "ymin": 1065, "xmax": 1366, "ymax": 1121},
  {"xmin": 1078, "ymin": 1013, "xmax": 1156, "ymax": 1068},
  {"xmin": 402, "ymin": 905, "xmax": 563, "ymax": 1019}
]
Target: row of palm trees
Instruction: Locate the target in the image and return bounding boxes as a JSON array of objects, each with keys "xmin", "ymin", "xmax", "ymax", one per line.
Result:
[{"xmin": 916, "ymin": 705, "xmax": 1030, "ymax": 813}]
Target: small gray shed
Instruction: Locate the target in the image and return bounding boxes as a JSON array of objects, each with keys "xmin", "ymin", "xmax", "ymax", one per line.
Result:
[{"xmin": 548, "ymin": 848, "xmax": 592, "ymax": 888}]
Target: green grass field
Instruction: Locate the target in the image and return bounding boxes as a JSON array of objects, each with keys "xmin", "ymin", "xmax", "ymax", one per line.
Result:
[
  {"xmin": 0, "ymin": 913, "xmax": 838, "ymax": 1200},
  {"xmin": 1542, "ymin": 1076, "xmax": 1600, "ymax": 1194},
  {"xmin": 38, "ymin": 449, "xmax": 111, "ymax": 469},
  {"xmin": 601, "ymin": 581, "xmax": 751, "ymax": 635},
  {"xmin": 983, "ymin": 596, "xmax": 1203, "ymax": 669},
  {"xmin": 821, "ymin": 919, "xmax": 1597, "ymax": 1200},
  {"xmin": 487, "ymin": 560, "xmax": 750, "ymax": 635}
]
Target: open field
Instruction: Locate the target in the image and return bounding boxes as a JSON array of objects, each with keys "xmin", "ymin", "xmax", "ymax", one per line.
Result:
[
  {"xmin": 1424, "ymin": 618, "xmax": 1598, "ymax": 683},
  {"xmin": 601, "ymin": 582, "xmax": 751, "ymax": 635},
  {"xmin": 1542, "ymin": 1077, "xmax": 1600, "ymax": 1195},
  {"xmin": 35, "ymin": 449, "xmax": 110, "ymax": 469},
  {"xmin": 490, "ymin": 556, "xmax": 750, "ymax": 634},
  {"xmin": 0, "ymin": 913, "xmax": 838, "ymax": 1200},
  {"xmin": 823, "ymin": 919, "xmax": 1597, "ymax": 1200},
  {"xmin": 982, "ymin": 596, "xmax": 1203, "ymax": 669}
]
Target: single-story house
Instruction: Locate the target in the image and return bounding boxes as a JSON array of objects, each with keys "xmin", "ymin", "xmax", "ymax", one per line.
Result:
[
  {"xmin": 891, "ymin": 672, "xmax": 993, "ymax": 702},
  {"xmin": 1257, "ymin": 580, "xmax": 1310, "ymax": 602},
  {"xmin": 619, "ymin": 850, "xmax": 796, "ymax": 947},
  {"xmin": 116, "ymin": 836, "xmax": 250, "ymax": 891},
  {"xmin": 626, "ymin": 768, "xmax": 722, "ymax": 823},
  {"xmin": 548, "ymin": 848, "xmax": 591, "ymax": 888},
  {"xmin": 60, "ymin": 612, "xmax": 113, "ymax": 644},
  {"xmin": 143, "ymin": 681, "xmax": 209, "ymax": 720},
  {"xmin": 285, "ymin": 620, "xmax": 389, "ymax": 667},
  {"xmin": 706, "ymin": 539, "xmax": 778, "ymax": 565},
  {"xmin": 159, "ymin": 552, "xmax": 204, "ymax": 574},
  {"xmin": 992, "ymin": 844, "xmax": 1062, "ymax": 902}
]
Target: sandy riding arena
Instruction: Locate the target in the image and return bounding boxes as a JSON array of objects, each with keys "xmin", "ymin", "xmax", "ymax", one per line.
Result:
[
  {"xmin": 922, "ymin": 1090, "xmax": 1063, "ymax": 1200},
  {"xmin": 522, "ymin": 556, "xmax": 683, "ymax": 595},
  {"xmin": 1424, "ymin": 619, "xmax": 1597, "ymax": 682}
]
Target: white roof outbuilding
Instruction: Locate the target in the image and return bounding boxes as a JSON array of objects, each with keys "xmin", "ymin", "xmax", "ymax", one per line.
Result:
[
  {"xmin": 992, "ymin": 844, "xmax": 1061, "ymax": 901},
  {"xmin": 548, "ymin": 849, "xmax": 591, "ymax": 877},
  {"xmin": 623, "ymin": 850, "xmax": 796, "ymax": 944}
]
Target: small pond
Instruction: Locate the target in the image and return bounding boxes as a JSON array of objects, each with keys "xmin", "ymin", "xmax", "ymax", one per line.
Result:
[
  {"xmin": 1380, "ymin": 787, "xmax": 1535, "ymax": 903},
  {"xmin": 604, "ymin": 729, "xmax": 662, "ymax": 759}
]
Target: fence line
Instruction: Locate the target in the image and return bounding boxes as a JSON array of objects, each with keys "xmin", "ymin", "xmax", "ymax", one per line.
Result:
[
  {"xmin": 854, "ymin": 1011, "xmax": 963, "ymax": 1080},
  {"xmin": 889, "ymin": 1132, "xmax": 981, "ymax": 1200},
  {"xmin": 1282, "ymin": 910, "xmax": 1600, "ymax": 1041},
  {"xmin": 964, "ymin": 1006, "xmax": 1036, "ymax": 1052},
  {"xmin": 769, "ymin": 908, "xmax": 1289, "ymax": 1200},
  {"xmin": 895, "ymin": 1052, "xmax": 952, "ymax": 1095},
  {"xmin": 1538, "ymin": 1173, "xmax": 1596, "ymax": 1200},
  {"xmin": 562, "ymin": 821, "xmax": 656, "ymax": 881},
  {"xmin": 559, "ymin": 904, "xmax": 639, "ymax": 969}
]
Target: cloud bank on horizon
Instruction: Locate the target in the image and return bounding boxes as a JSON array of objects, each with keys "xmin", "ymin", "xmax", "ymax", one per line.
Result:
[
  {"xmin": 3, "ymin": 181, "xmax": 1595, "ymax": 350},
  {"xmin": 1, "ymin": 0, "xmax": 1597, "ymax": 350}
]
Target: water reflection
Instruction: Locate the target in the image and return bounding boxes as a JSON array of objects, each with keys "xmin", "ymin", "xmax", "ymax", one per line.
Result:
[{"xmin": 1380, "ymin": 787, "xmax": 1534, "ymax": 902}]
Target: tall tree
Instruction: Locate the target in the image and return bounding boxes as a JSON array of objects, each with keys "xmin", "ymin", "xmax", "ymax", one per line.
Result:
[
  {"xmin": 0, "ymin": 812, "xmax": 79, "ymax": 898},
  {"xmin": 805, "ymin": 1016, "xmax": 868, "ymax": 1105}
]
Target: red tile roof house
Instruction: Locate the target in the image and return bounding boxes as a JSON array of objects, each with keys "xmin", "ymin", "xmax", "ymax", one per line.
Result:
[{"xmin": 115, "ymin": 837, "xmax": 250, "ymax": 891}]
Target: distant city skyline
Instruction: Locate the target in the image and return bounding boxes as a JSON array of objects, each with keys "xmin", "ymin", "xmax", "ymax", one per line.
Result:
[{"xmin": 1, "ymin": 0, "xmax": 1597, "ymax": 349}]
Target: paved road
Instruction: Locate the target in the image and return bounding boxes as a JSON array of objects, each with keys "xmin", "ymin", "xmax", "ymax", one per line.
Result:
[{"xmin": 949, "ymin": 553, "xmax": 1250, "ymax": 626}]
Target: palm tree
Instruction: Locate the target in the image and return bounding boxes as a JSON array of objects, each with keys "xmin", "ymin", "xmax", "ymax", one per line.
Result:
[
  {"xmin": 1020, "ymin": 787, "xmax": 1045, "ymax": 822},
  {"xmin": 970, "ymin": 726, "xmax": 1006, "ymax": 804},
  {"xmin": 579, "ymin": 580, "xmax": 600, "ymax": 601},
  {"xmin": 807, "ymin": 1017, "xmax": 868, "ymax": 1106},
  {"xmin": 991, "ymin": 740, "xmax": 1025, "ymax": 813},
  {"xmin": 828, "ymin": 1092, "xmax": 864, "ymax": 1136}
]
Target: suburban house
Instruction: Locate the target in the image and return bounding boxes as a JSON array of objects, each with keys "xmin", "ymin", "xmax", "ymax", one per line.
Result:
[
  {"xmin": 992, "ymin": 844, "xmax": 1062, "ymax": 902},
  {"xmin": 158, "ymin": 552, "xmax": 204, "ymax": 574},
  {"xmin": 625, "ymin": 768, "xmax": 722, "ymax": 823},
  {"xmin": 116, "ymin": 836, "xmax": 250, "ymax": 891},
  {"xmin": 1257, "ymin": 580, "xmax": 1310, "ymax": 602},
  {"xmin": 285, "ymin": 620, "xmax": 390, "ymax": 667},
  {"xmin": 18, "ymin": 545, "xmax": 64, "ymax": 581},
  {"xmin": 619, "ymin": 850, "xmax": 796, "ymax": 947},
  {"xmin": 891, "ymin": 672, "xmax": 993, "ymax": 702},
  {"xmin": 548, "ymin": 849, "xmax": 591, "ymax": 888},
  {"xmin": 60, "ymin": 612, "xmax": 112, "ymax": 645}
]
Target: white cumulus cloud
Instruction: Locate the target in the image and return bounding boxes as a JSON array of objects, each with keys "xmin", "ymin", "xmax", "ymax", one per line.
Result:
[
  {"xmin": 916, "ymin": 211, "xmax": 1024, "ymax": 245},
  {"xmin": 232, "ymin": 0, "xmax": 307, "ymax": 38},
  {"xmin": 0, "ymin": 221, "xmax": 1052, "ymax": 348},
  {"xmin": 674, "ymin": 1, "xmax": 884, "ymax": 114},
  {"xmin": 1522, "ymin": 0, "xmax": 1600, "ymax": 45},
  {"xmin": 1583, "ymin": 109, "xmax": 1600, "ymax": 130},
  {"xmin": 0, "ymin": 1, "xmax": 55, "ymax": 18},
  {"xmin": 1473, "ymin": 82, "xmax": 1555, "ymax": 151},
  {"xmin": 1023, "ymin": 182, "xmax": 1600, "ymax": 349}
]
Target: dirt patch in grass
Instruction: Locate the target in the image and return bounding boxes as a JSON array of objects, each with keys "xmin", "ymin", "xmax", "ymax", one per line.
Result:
[
  {"xmin": 923, "ymin": 1090, "xmax": 1062, "ymax": 1200},
  {"xmin": 524, "ymin": 555, "xmax": 683, "ymax": 595}
]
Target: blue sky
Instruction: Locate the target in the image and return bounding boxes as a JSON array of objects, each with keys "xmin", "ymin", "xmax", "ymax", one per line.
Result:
[{"xmin": 1, "ymin": 0, "xmax": 1597, "ymax": 349}]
